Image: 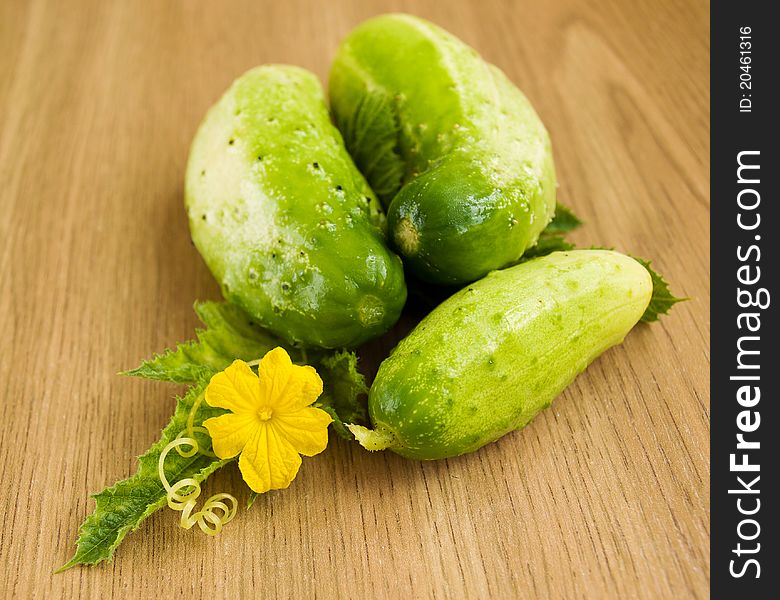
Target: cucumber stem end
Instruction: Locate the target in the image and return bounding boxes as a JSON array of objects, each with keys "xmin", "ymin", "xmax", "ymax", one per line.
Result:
[{"xmin": 346, "ymin": 423, "xmax": 396, "ymax": 451}]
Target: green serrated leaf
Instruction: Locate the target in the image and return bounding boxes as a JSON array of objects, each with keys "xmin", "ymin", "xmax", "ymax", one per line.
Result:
[
  {"xmin": 125, "ymin": 302, "xmax": 369, "ymax": 436},
  {"xmin": 336, "ymin": 91, "xmax": 404, "ymax": 206},
  {"xmin": 58, "ymin": 381, "xmax": 230, "ymax": 571},
  {"xmin": 63, "ymin": 328, "xmax": 371, "ymax": 565},
  {"xmin": 633, "ymin": 258, "xmax": 687, "ymax": 322},
  {"xmin": 518, "ymin": 203, "xmax": 581, "ymax": 262},
  {"xmin": 315, "ymin": 351, "xmax": 370, "ymax": 439},
  {"xmin": 542, "ymin": 203, "xmax": 583, "ymax": 235},
  {"xmin": 519, "ymin": 236, "xmax": 576, "ymax": 261},
  {"xmin": 124, "ymin": 301, "xmax": 286, "ymax": 383}
]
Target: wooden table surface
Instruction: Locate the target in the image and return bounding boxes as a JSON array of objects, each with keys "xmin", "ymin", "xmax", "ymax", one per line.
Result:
[{"xmin": 0, "ymin": 0, "xmax": 709, "ymax": 598}]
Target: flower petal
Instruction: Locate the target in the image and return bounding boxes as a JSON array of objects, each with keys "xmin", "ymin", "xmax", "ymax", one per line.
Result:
[
  {"xmin": 256, "ymin": 347, "xmax": 294, "ymax": 402},
  {"xmin": 279, "ymin": 365, "xmax": 324, "ymax": 411},
  {"xmin": 257, "ymin": 348, "xmax": 323, "ymax": 411},
  {"xmin": 272, "ymin": 407, "xmax": 332, "ymax": 456},
  {"xmin": 238, "ymin": 423, "xmax": 302, "ymax": 493},
  {"xmin": 205, "ymin": 360, "xmax": 260, "ymax": 414},
  {"xmin": 202, "ymin": 413, "xmax": 258, "ymax": 459}
]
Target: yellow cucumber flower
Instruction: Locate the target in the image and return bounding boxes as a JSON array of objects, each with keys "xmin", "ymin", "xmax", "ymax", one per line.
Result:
[{"xmin": 202, "ymin": 348, "xmax": 332, "ymax": 494}]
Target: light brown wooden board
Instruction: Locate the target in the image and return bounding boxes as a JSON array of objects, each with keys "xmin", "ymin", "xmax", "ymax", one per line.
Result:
[{"xmin": 0, "ymin": 0, "xmax": 709, "ymax": 597}]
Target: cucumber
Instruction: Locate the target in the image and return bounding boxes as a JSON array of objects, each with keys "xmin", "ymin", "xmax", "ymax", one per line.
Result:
[
  {"xmin": 329, "ymin": 14, "xmax": 557, "ymax": 285},
  {"xmin": 186, "ymin": 65, "xmax": 406, "ymax": 349},
  {"xmin": 348, "ymin": 250, "xmax": 652, "ymax": 459}
]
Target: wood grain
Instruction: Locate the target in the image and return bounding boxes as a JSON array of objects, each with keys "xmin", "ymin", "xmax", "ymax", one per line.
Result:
[{"xmin": 0, "ymin": 0, "xmax": 709, "ymax": 597}]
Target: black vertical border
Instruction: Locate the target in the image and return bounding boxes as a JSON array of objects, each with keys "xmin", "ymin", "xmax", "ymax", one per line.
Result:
[{"xmin": 711, "ymin": 2, "xmax": 777, "ymax": 597}]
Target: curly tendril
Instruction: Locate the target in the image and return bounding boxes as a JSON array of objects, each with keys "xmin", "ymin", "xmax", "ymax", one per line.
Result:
[{"xmin": 157, "ymin": 392, "xmax": 238, "ymax": 535}]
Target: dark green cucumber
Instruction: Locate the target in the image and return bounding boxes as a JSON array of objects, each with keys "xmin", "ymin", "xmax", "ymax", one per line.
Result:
[
  {"xmin": 186, "ymin": 65, "xmax": 406, "ymax": 349},
  {"xmin": 329, "ymin": 14, "xmax": 556, "ymax": 285},
  {"xmin": 348, "ymin": 251, "xmax": 652, "ymax": 459}
]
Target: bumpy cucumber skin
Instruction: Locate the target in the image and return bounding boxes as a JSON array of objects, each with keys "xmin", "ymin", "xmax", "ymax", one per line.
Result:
[
  {"xmin": 329, "ymin": 14, "xmax": 557, "ymax": 285},
  {"xmin": 186, "ymin": 65, "xmax": 406, "ymax": 349},
  {"xmin": 366, "ymin": 251, "xmax": 652, "ymax": 460}
]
